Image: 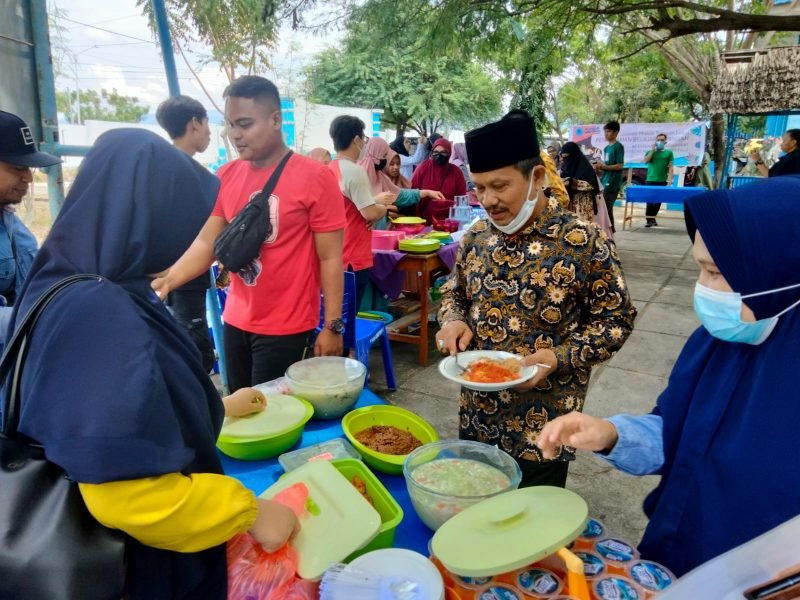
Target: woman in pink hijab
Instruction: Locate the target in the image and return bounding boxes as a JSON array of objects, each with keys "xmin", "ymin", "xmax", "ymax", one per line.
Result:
[{"xmin": 358, "ymin": 137, "xmax": 444, "ymax": 226}]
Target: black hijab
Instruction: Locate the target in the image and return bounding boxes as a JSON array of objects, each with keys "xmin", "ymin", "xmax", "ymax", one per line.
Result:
[
  {"xmin": 10, "ymin": 129, "xmax": 228, "ymax": 599},
  {"xmin": 560, "ymin": 141, "xmax": 600, "ymax": 196},
  {"xmin": 390, "ymin": 135, "xmax": 409, "ymax": 157}
]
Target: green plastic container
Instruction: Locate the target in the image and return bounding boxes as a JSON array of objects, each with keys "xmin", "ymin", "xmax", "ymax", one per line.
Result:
[
  {"xmin": 332, "ymin": 458, "xmax": 404, "ymax": 560},
  {"xmin": 342, "ymin": 405, "xmax": 440, "ymax": 475},
  {"xmin": 217, "ymin": 397, "xmax": 314, "ymax": 460}
]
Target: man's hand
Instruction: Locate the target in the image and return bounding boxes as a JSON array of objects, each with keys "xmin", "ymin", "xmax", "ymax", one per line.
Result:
[
  {"xmin": 512, "ymin": 349, "xmax": 558, "ymax": 392},
  {"xmin": 249, "ymin": 499, "xmax": 300, "ymax": 553},
  {"xmin": 421, "ymin": 189, "xmax": 446, "ymax": 201},
  {"xmin": 315, "ymin": 328, "xmax": 343, "ymax": 357},
  {"xmin": 537, "ymin": 412, "xmax": 619, "ymax": 459},
  {"xmin": 435, "ymin": 320, "xmax": 473, "ymax": 355},
  {"xmin": 750, "ymin": 151, "xmax": 763, "ymax": 163},
  {"xmin": 223, "ymin": 388, "xmax": 266, "ymax": 418}
]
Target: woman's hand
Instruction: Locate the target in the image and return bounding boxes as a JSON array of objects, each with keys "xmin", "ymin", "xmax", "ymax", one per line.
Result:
[
  {"xmin": 376, "ymin": 192, "xmax": 398, "ymax": 206},
  {"xmin": 249, "ymin": 499, "xmax": 300, "ymax": 553},
  {"xmin": 151, "ymin": 272, "xmax": 173, "ymax": 301},
  {"xmin": 223, "ymin": 388, "xmax": 266, "ymax": 418},
  {"xmin": 537, "ymin": 412, "xmax": 619, "ymax": 459},
  {"xmin": 435, "ymin": 320, "xmax": 473, "ymax": 355},
  {"xmin": 421, "ymin": 189, "xmax": 446, "ymax": 201}
]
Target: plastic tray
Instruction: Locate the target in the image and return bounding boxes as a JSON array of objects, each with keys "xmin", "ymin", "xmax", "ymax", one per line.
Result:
[
  {"xmin": 331, "ymin": 458, "xmax": 404, "ymax": 560},
  {"xmin": 278, "ymin": 438, "xmax": 361, "ymax": 472}
]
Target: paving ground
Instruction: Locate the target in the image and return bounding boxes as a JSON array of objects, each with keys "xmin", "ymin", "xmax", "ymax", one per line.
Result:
[{"xmin": 365, "ymin": 208, "xmax": 700, "ymax": 545}]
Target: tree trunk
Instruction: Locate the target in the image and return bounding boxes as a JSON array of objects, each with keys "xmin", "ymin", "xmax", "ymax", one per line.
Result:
[
  {"xmin": 395, "ymin": 122, "xmax": 406, "ymax": 137},
  {"xmin": 711, "ymin": 112, "xmax": 726, "ymax": 188}
]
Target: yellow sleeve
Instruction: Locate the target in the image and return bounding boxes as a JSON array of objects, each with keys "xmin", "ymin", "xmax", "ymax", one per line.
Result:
[{"xmin": 79, "ymin": 473, "xmax": 258, "ymax": 553}]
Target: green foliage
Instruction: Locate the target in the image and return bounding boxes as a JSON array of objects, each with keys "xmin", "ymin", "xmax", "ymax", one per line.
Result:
[
  {"xmin": 557, "ymin": 33, "xmax": 703, "ymax": 126},
  {"xmin": 137, "ymin": 0, "xmax": 298, "ymax": 80},
  {"xmin": 305, "ymin": 8, "xmax": 502, "ymax": 135},
  {"xmin": 56, "ymin": 89, "xmax": 149, "ymax": 124}
]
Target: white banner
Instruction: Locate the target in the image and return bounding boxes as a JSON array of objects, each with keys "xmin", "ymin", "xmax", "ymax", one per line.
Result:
[{"xmin": 569, "ymin": 122, "xmax": 707, "ymax": 167}]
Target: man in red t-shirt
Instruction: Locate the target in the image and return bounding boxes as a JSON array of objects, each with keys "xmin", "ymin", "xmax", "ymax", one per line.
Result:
[
  {"xmin": 153, "ymin": 76, "xmax": 346, "ymax": 390},
  {"xmin": 327, "ymin": 115, "xmax": 396, "ymax": 306}
]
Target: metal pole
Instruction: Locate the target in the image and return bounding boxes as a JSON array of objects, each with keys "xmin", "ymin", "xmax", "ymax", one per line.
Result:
[
  {"xmin": 721, "ymin": 113, "xmax": 738, "ymax": 190},
  {"xmin": 150, "ymin": 0, "xmax": 181, "ymax": 97},
  {"xmin": 30, "ymin": 0, "xmax": 65, "ymax": 219}
]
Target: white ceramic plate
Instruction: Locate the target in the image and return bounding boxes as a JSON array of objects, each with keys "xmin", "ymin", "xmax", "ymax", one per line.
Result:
[{"xmin": 438, "ymin": 350, "xmax": 537, "ymax": 392}]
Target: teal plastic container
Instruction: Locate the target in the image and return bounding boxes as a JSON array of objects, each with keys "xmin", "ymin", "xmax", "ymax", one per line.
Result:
[{"xmin": 331, "ymin": 458, "xmax": 404, "ymax": 560}]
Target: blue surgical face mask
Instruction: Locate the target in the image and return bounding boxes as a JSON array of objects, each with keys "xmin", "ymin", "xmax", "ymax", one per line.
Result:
[
  {"xmin": 656, "ymin": 141, "xmax": 666, "ymax": 151},
  {"xmin": 694, "ymin": 281, "xmax": 800, "ymax": 345}
]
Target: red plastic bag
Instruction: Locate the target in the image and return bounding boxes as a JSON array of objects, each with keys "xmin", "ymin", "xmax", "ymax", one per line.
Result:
[{"xmin": 226, "ymin": 533, "xmax": 318, "ymax": 600}]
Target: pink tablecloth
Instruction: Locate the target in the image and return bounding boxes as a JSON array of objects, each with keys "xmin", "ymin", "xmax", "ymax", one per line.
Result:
[{"xmin": 370, "ymin": 242, "xmax": 459, "ymax": 299}]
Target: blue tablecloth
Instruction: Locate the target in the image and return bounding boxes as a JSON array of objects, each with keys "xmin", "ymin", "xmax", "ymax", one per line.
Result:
[
  {"xmin": 220, "ymin": 390, "xmax": 432, "ymax": 556},
  {"xmin": 625, "ymin": 185, "xmax": 707, "ymax": 205}
]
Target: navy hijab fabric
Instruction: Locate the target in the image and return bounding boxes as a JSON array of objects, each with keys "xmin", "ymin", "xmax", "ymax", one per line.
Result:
[
  {"xmin": 638, "ymin": 176, "xmax": 800, "ymax": 576},
  {"xmin": 9, "ymin": 129, "xmax": 228, "ymax": 599}
]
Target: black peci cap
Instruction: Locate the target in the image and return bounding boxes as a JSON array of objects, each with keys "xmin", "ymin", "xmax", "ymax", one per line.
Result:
[{"xmin": 464, "ymin": 109, "xmax": 539, "ymax": 173}]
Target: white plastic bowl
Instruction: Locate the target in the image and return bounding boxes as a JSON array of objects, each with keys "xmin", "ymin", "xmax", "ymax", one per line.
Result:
[{"xmin": 285, "ymin": 356, "xmax": 366, "ymax": 419}]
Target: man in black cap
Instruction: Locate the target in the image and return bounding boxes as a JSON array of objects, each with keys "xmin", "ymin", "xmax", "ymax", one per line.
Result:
[
  {"xmin": 436, "ymin": 109, "xmax": 636, "ymax": 488},
  {"xmin": 0, "ymin": 110, "xmax": 60, "ymax": 308}
]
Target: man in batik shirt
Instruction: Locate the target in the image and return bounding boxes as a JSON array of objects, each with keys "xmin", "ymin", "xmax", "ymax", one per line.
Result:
[{"xmin": 436, "ymin": 110, "xmax": 636, "ymax": 488}]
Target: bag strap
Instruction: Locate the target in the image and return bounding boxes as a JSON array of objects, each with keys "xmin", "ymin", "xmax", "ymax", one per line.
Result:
[
  {"xmin": 0, "ymin": 274, "xmax": 102, "ymax": 438},
  {"xmin": 254, "ymin": 150, "xmax": 293, "ymax": 203}
]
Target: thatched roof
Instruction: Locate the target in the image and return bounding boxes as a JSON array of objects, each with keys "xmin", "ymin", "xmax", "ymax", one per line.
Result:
[{"xmin": 709, "ymin": 46, "xmax": 800, "ymax": 115}]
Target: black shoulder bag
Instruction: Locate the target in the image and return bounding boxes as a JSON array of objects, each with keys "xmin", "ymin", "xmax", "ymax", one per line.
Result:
[
  {"xmin": 0, "ymin": 274, "xmax": 126, "ymax": 600},
  {"xmin": 214, "ymin": 150, "xmax": 293, "ymax": 273}
]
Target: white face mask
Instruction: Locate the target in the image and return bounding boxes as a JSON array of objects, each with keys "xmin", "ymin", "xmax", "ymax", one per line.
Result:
[{"xmin": 491, "ymin": 175, "xmax": 537, "ymax": 235}]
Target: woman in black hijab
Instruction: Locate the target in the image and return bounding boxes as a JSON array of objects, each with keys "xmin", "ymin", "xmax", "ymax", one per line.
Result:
[
  {"xmin": 560, "ymin": 141, "xmax": 614, "ymax": 238},
  {"xmin": 9, "ymin": 129, "xmax": 298, "ymax": 599}
]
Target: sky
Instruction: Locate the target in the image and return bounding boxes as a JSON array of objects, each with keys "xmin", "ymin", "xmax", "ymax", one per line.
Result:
[{"xmin": 53, "ymin": 0, "xmax": 341, "ymax": 114}]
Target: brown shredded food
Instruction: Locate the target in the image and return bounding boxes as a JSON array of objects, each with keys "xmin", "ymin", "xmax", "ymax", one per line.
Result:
[{"xmin": 355, "ymin": 425, "xmax": 423, "ymax": 455}]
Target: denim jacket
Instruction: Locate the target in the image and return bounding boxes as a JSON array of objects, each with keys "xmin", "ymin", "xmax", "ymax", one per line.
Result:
[{"xmin": 0, "ymin": 207, "xmax": 38, "ymax": 305}]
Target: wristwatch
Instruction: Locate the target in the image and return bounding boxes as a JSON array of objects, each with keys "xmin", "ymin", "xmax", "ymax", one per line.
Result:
[
  {"xmin": 325, "ymin": 318, "xmax": 345, "ymax": 335},
  {"xmin": 755, "ymin": 160, "xmax": 765, "ymax": 166}
]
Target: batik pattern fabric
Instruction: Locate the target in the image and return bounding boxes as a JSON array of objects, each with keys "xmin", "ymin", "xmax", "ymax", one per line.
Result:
[{"xmin": 439, "ymin": 198, "xmax": 636, "ymax": 461}]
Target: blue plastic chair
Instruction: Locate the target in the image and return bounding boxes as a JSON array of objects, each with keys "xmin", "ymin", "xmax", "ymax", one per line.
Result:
[{"xmin": 318, "ymin": 271, "xmax": 396, "ymax": 391}]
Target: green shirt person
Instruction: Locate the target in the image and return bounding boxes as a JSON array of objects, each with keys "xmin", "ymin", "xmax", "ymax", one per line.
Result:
[
  {"xmin": 594, "ymin": 121, "xmax": 624, "ymax": 232},
  {"xmin": 642, "ymin": 133, "xmax": 674, "ymax": 227}
]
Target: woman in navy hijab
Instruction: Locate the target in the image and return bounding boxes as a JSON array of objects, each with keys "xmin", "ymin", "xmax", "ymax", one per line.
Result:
[
  {"xmin": 8, "ymin": 130, "xmax": 298, "ymax": 598},
  {"xmin": 538, "ymin": 176, "xmax": 800, "ymax": 576}
]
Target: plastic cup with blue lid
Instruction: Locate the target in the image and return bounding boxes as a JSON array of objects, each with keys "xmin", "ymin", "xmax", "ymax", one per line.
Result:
[
  {"xmin": 626, "ymin": 560, "xmax": 675, "ymax": 598},
  {"xmin": 592, "ymin": 576, "xmax": 645, "ymax": 600},
  {"xmin": 515, "ymin": 567, "xmax": 563, "ymax": 598},
  {"xmin": 593, "ymin": 538, "xmax": 639, "ymax": 575}
]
